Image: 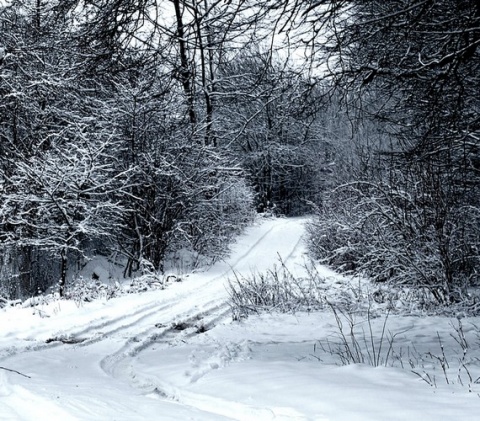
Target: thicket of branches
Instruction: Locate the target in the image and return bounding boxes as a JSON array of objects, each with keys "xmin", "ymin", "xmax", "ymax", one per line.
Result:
[
  {"xmin": 0, "ymin": 0, "xmax": 327, "ymax": 299},
  {"xmin": 1, "ymin": 1, "xmax": 478, "ymax": 307},
  {"xmin": 303, "ymin": 0, "xmax": 480, "ymax": 305}
]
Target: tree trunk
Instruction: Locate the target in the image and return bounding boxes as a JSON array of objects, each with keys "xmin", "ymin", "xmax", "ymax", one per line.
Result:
[
  {"xmin": 173, "ymin": 0, "xmax": 197, "ymax": 127},
  {"xmin": 59, "ymin": 248, "xmax": 67, "ymax": 297}
]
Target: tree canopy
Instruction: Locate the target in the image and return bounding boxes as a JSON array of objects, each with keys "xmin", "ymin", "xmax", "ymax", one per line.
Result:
[{"xmin": 1, "ymin": 0, "xmax": 479, "ymax": 306}]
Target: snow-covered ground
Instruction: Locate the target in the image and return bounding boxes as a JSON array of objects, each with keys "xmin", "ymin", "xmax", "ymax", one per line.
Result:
[{"xmin": 1, "ymin": 217, "xmax": 480, "ymax": 420}]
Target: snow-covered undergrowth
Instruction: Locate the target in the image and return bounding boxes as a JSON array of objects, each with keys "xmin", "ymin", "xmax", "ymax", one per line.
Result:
[
  {"xmin": 228, "ymin": 259, "xmax": 480, "ymax": 318},
  {"xmin": 1, "ymin": 217, "xmax": 480, "ymax": 420},
  {"xmin": 316, "ymin": 307, "xmax": 480, "ymax": 393},
  {"xmin": 228, "ymin": 260, "xmax": 324, "ymax": 318},
  {"xmin": 227, "ymin": 255, "xmax": 480, "ymax": 400},
  {"xmin": 1, "ymin": 265, "xmax": 182, "ymax": 311},
  {"xmin": 64, "ymin": 274, "xmax": 175, "ymax": 304}
]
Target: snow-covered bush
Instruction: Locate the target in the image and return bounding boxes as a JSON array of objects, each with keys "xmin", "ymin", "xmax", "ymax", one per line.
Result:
[
  {"xmin": 119, "ymin": 141, "xmax": 255, "ymax": 276},
  {"xmin": 307, "ymin": 183, "xmax": 480, "ymax": 308},
  {"xmin": 227, "ymin": 262, "xmax": 325, "ymax": 319},
  {"xmin": 64, "ymin": 274, "xmax": 168, "ymax": 305},
  {"xmin": 64, "ymin": 278, "xmax": 122, "ymax": 304}
]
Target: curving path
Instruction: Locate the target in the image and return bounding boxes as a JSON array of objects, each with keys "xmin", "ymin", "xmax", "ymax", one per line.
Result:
[{"xmin": 0, "ymin": 217, "xmax": 309, "ymax": 420}]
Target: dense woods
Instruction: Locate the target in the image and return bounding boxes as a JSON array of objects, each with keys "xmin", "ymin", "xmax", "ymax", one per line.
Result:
[
  {"xmin": 0, "ymin": 0, "xmax": 478, "ymax": 307},
  {"xmin": 306, "ymin": 0, "xmax": 480, "ymax": 305}
]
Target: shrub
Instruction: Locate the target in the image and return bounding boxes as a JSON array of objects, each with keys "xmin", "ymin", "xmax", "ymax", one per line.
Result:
[
  {"xmin": 307, "ymin": 183, "xmax": 480, "ymax": 307},
  {"xmin": 227, "ymin": 261, "xmax": 325, "ymax": 319}
]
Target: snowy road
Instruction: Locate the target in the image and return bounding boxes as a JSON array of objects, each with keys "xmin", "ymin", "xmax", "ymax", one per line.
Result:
[
  {"xmin": 2, "ymin": 217, "xmax": 480, "ymax": 421},
  {"xmin": 0, "ymin": 217, "xmax": 309, "ymax": 420}
]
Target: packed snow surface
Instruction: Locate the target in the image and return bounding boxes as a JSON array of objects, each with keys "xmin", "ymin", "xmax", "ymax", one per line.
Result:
[{"xmin": 1, "ymin": 217, "xmax": 480, "ymax": 420}]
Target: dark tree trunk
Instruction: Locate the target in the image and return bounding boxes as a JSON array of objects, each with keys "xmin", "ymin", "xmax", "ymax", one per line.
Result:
[
  {"xmin": 173, "ymin": 0, "xmax": 197, "ymax": 128},
  {"xmin": 59, "ymin": 248, "xmax": 67, "ymax": 297}
]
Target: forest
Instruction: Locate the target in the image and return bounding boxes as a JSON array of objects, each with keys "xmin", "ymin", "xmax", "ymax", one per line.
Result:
[{"xmin": 0, "ymin": 0, "xmax": 479, "ymax": 309}]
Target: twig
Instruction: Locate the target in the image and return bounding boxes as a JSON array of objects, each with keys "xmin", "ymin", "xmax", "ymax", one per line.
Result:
[{"xmin": 0, "ymin": 366, "xmax": 31, "ymax": 378}]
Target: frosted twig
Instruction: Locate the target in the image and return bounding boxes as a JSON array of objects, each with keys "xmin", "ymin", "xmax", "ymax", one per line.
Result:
[{"xmin": 0, "ymin": 366, "xmax": 31, "ymax": 378}]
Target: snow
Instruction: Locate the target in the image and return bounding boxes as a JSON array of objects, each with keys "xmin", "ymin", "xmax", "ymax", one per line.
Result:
[{"xmin": 1, "ymin": 217, "xmax": 480, "ymax": 420}]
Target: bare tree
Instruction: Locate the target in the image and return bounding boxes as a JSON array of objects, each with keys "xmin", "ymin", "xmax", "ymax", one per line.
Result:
[{"xmin": 299, "ymin": 0, "xmax": 480, "ymax": 303}]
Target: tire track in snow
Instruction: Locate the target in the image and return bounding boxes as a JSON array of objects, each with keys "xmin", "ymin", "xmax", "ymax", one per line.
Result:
[
  {"xmin": 221, "ymin": 220, "xmax": 279, "ymax": 272},
  {"xmin": 100, "ymin": 299, "xmax": 231, "ymax": 376},
  {"xmin": 0, "ymin": 299, "xmax": 173, "ymax": 359},
  {"xmin": 0, "ymin": 218, "xmax": 309, "ymax": 421},
  {"xmin": 94, "ymin": 218, "xmax": 307, "ymax": 351},
  {"xmin": 100, "ymin": 217, "xmax": 310, "ymax": 420},
  {"xmin": 76, "ymin": 221, "xmax": 294, "ymax": 347},
  {"xmin": 206, "ymin": 218, "xmax": 308, "ymax": 292},
  {"xmin": 71, "ymin": 301, "xmax": 173, "ymax": 345},
  {"xmin": 279, "ymin": 223, "xmax": 307, "ymax": 266},
  {"xmin": 101, "ymin": 218, "xmax": 307, "ymax": 370}
]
